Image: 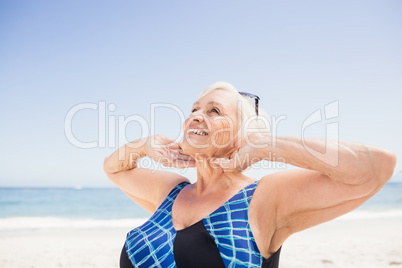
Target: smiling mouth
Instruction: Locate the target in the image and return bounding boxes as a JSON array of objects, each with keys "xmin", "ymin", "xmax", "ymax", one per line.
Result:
[{"xmin": 187, "ymin": 129, "xmax": 208, "ymax": 136}]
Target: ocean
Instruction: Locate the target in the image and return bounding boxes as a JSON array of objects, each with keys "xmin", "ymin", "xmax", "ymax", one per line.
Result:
[{"xmin": 0, "ymin": 182, "xmax": 401, "ymax": 230}]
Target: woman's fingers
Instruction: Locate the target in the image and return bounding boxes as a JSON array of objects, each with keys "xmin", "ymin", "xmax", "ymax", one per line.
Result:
[
  {"xmin": 155, "ymin": 150, "xmax": 196, "ymax": 168},
  {"xmin": 170, "ymin": 152, "xmax": 196, "ymax": 168},
  {"xmin": 172, "ymin": 159, "xmax": 197, "ymax": 169},
  {"xmin": 166, "ymin": 142, "xmax": 181, "ymax": 150},
  {"xmin": 161, "ymin": 158, "xmax": 171, "ymax": 167},
  {"xmin": 167, "ymin": 144, "xmax": 194, "ymax": 160},
  {"xmin": 161, "ymin": 158, "xmax": 196, "ymax": 169},
  {"xmin": 176, "ymin": 154, "xmax": 195, "ymax": 162}
]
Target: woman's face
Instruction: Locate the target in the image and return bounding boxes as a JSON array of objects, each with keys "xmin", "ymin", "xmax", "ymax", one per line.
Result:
[{"xmin": 181, "ymin": 89, "xmax": 241, "ymax": 159}]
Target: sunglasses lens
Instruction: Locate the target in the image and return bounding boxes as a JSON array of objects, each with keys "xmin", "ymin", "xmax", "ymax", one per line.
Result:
[{"xmin": 239, "ymin": 92, "xmax": 260, "ymax": 116}]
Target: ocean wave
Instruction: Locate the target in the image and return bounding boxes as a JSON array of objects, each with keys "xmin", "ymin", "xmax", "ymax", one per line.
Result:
[
  {"xmin": 336, "ymin": 209, "xmax": 402, "ymax": 220},
  {"xmin": 1, "ymin": 209, "xmax": 402, "ymax": 230},
  {"xmin": 0, "ymin": 217, "xmax": 147, "ymax": 230}
]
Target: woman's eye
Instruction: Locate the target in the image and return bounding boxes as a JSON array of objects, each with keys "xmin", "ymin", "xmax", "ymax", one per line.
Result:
[{"xmin": 191, "ymin": 108, "xmax": 219, "ymax": 114}]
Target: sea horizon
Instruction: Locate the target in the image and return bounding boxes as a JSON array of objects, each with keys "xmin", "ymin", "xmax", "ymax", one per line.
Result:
[{"xmin": 1, "ymin": 181, "xmax": 401, "ymax": 231}]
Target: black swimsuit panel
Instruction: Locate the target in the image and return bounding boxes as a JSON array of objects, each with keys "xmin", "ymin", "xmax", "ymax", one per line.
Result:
[
  {"xmin": 120, "ymin": 243, "xmax": 134, "ymax": 268},
  {"xmin": 174, "ymin": 220, "xmax": 226, "ymax": 268},
  {"xmin": 121, "ymin": 235, "xmax": 281, "ymax": 268},
  {"xmin": 120, "ymin": 221, "xmax": 281, "ymax": 268}
]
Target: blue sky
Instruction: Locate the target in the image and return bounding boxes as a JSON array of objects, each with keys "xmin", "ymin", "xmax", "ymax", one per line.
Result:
[{"xmin": 1, "ymin": 0, "xmax": 401, "ymax": 187}]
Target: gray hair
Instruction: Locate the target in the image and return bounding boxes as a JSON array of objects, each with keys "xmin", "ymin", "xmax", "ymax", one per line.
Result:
[{"xmin": 198, "ymin": 81, "xmax": 271, "ymax": 140}]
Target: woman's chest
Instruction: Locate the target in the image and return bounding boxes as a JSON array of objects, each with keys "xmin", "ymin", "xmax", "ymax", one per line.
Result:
[
  {"xmin": 126, "ymin": 201, "xmax": 264, "ymax": 268},
  {"xmin": 171, "ymin": 193, "xmax": 230, "ymax": 230},
  {"xmin": 124, "ymin": 181, "xmax": 279, "ymax": 267},
  {"xmin": 171, "ymin": 184, "xmax": 277, "ymax": 256},
  {"xmin": 171, "ymin": 182, "xmax": 258, "ymax": 230}
]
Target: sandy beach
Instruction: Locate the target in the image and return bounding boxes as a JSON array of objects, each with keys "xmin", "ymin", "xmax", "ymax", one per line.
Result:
[
  {"xmin": 0, "ymin": 216, "xmax": 401, "ymax": 268},
  {"xmin": 280, "ymin": 217, "xmax": 402, "ymax": 268}
]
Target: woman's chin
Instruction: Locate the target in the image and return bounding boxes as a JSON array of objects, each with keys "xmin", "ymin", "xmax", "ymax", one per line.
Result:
[
  {"xmin": 181, "ymin": 143, "xmax": 206, "ymax": 158},
  {"xmin": 181, "ymin": 136, "xmax": 207, "ymax": 149}
]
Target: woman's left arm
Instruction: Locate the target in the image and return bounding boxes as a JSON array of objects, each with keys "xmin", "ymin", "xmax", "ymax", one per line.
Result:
[{"xmin": 216, "ymin": 134, "xmax": 397, "ymax": 233}]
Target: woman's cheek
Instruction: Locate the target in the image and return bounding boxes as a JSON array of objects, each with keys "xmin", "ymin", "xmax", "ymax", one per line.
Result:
[
  {"xmin": 212, "ymin": 120, "xmax": 233, "ymax": 148},
  {"xmin": 182, "ymin": 118, "xmax": 190, "ymax": 132}
]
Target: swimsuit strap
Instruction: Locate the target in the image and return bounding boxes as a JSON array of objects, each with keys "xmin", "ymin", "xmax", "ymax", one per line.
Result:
[
  {"xmin": 156, "ymin": 180, "xmax": 191, "ymax": 213},
  {"xmin": 125, "ymin": 181, "xmax": 190, "ymax": 267},
  {"xmin": 203, "ymin": 180, "xmax": 263, "ymax": 268}
]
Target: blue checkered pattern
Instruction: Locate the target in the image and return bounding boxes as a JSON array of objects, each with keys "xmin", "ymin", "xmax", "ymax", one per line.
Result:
[
  {"xmin": 125, "ymin": 180, "xmax": 262, "ymax": 268},
  {"xmin": 125, "ymin": 181, "xmax": 189, "ymax": 267},
  {"xmin": 202, "ymin": 181, "xmax": 263, "ymax": 267}
]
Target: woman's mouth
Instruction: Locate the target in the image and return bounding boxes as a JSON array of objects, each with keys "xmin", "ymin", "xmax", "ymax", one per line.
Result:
[{"xmin": 187, "ymin": 129, "xmax": 208, "ymax": 136}]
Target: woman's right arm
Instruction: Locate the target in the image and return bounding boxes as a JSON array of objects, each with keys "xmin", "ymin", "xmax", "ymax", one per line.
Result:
[{"xmin": 103, "ymin": 135, "xmax": 194, "ymax": 213}]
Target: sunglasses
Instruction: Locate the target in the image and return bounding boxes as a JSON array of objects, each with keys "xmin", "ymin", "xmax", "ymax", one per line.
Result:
[{"xmin": 239, "ymin": 92, "xmax": 260, "ymax": 116}]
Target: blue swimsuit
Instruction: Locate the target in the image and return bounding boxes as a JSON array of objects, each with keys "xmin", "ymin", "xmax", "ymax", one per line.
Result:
[{"xmin": 121, "ymin": 181, "xmax": 282, "ymax": 268}]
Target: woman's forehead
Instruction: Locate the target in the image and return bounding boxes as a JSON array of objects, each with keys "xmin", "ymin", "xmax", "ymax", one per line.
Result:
[{"xmin": 193, "ymin": 100, "xmax": 224, "ymax": 107}]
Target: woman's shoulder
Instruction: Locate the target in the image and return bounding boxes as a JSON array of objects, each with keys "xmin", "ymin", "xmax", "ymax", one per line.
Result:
[
  {"xmin": 154, "ymin": 177, "xmax": 191, "ymax": 209},
  {"xmin": 250, "ymin": 176, "xmax": 277, "ymax": 210}
]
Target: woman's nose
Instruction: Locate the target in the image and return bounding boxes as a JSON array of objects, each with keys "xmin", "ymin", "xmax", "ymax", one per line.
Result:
[
  {"xmin": 192, "ymin": 113, "xmax": 204, "ymax": 122},
  {"xmin": 190, "ymin": 111, "xmax": 204, "ymax": 122}
]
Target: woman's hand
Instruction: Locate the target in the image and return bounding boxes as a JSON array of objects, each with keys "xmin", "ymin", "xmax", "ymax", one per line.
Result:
[
  {"xmin": 144, "ymin": 135, "xmax": 196, "ymax": 169},
  {"xmin": 213, "ymin": 132, "xmax": 271, "ymax": 172}
]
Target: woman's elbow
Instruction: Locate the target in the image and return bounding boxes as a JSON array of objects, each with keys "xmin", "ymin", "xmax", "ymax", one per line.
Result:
[
  {"xmin": 369, "ymin": 148, "xmax": 397, "ymax": 188},
  {"xmin": 103, "ymin": 156, "xmax": 111, "ymax": 174},
  {"xmin": 103, "ymin": 156, "xmax": 117, "ymax": 184},
  {"xmin": 381, "ymin": 150, "xmax": 397, "ymax": 181},
  {"xmin": 353, "ymin": 147, "xmax": 396, "ymax": 197}
]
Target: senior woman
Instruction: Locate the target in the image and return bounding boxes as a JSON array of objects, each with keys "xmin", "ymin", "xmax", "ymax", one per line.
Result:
[{"xmin": 103, "ymin": 82, "xmax": 396, "ymax": 268}]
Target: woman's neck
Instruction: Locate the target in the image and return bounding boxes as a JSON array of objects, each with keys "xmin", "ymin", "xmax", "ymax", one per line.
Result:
[{"xmin": 193, "ymin": 157, "xmax": 252, "ymax": 195}]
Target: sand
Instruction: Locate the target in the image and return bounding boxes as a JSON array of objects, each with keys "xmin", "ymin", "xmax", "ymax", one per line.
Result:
[
  {"xmin": 0, "ymin": 217, "xmax": 401, "ymax": 268},
  {"xmin": 280, "ymin": 217, "xmax": 402, "ymax": 268}
]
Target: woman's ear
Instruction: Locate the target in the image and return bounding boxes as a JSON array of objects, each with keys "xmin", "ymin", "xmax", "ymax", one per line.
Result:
[
  {"xmin": 233, "ymin": 130, "xmax": 244, "ymax": 149},
  {"xmin": 225, "ymin": 134, "xmax": 241, "ymax": 160}
]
